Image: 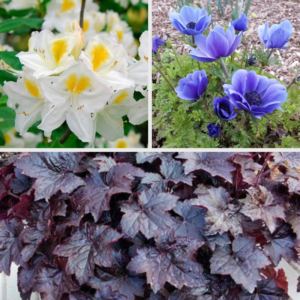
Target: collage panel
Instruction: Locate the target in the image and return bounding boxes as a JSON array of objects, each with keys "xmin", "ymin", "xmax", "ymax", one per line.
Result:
[
  {"xmin": 152, "ymin": 0, "xmax": 299, "ymax": 148},
  {"xmin": 0, "ymin": 151, "xmax": 300, "ymax": 299},
  {"xmin": 0, "ymin": 0, "xmax": 149, "ymax": 149}
]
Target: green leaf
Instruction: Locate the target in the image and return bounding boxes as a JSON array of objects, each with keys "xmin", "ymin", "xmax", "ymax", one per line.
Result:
[
  {"xmin": 0, "ymin": 106, "xmax": 16, "ymax": 133},
  {"xmin": 243, "ymin": 0, "xmax": 251, "ymax": 16},
  {"xmin": 63, "ymin": 133, "xmax": 80, "ymax": 148},
  {"xmin": 51, "ymin": 139, "xmax": 64, "ymax": 148},
  {"xmin": 0, "ymin": 70, "xmax": 18, "ymax": 86},
  {"xmin": 8, "ymin": 8, "xmax": 39, "ymax": 17},
  {"xmin": 0, "ymin": 95, "xmax": 8, "ymax": 107},
  {"xmin": 0, "ymin": 17, "xmax": 44, "ymax": 33},
  {"xmin": 0, "ymin": 129, "xmax": 5, "ymax": 146},
  {"xmin": 0, "ymin": 51, "xmax": 23, "ymax": 70}
]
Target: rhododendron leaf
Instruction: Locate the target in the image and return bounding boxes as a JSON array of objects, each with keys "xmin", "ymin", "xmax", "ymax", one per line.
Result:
[
  {"xmin": 173, "ymin": 201, "xmax": 206, "ymax": 240},
  {"xmin": 240, "ymin": 186, "xmax": 285, "ymax": 233},
  {"xmin": 239, "ymin": 279, "xmax": 288, "ymax": 300},
  {"xmin": 176, "ymin": 152, "xmax": 235, "ymax": 183},
  {"xmin": 54, "ymin": 225, "xmax": 122, "ymax": 284},
  {"xmin": 0, "ymin": 218, "xmax": 23, "ymax": 275},
  {"xmin": 73, "ymin": 163, "xmax": 142, "ymax": 221},
  {"xmin": 210, "ymin": 236, "xmax": 270, "ymax": 292},
  {"xmin": 15, "ymin": 153, "xmax": 85, "ymax": 200},
  {"xmin": 263, "ymin": 223, "xmax": 297, "ymax": 266},
  {"xmin": 191, "ymin": 185, "xmax": 243, "ymax": 236},
  {"xmin": 120, "ymin": 189, "xmax": 178, "ymax": 239}
]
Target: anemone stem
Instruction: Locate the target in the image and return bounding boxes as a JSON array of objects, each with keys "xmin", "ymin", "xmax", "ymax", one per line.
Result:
[
  {"xmin": 229, "ymin": 113, "xmax": 247, "ymax": 137},
  {"xmin": 231, "ymin": 52, "xmax": 235, "ymax": 64},
  {"xmin": 153, "ymin": 62, "xmax": 175, "ymax": 93},
  {"xmin": 197, "ymin": 61, "xmax": 201, "ymax": 71},
  {"xmin": 259, "ymin": 65, "xmax": 264, "ymax": 75},
  {"xmin": 287, "ymin": 78, "xmax": 296, "ymax": 90},
  {"xmin": 202, "ymin": 100, "xmax": 212, "ymax": 119},
  {"xmin": 267, "ymin": 48, "xmax": 275, "ymax": 61},
  {"xmin": 159, "ymin": 61, "xmax": 173, "ymax": 84},
  {"xmin": 220, "ymin": 57, "xmax": 229, "ymax": 80},
  {"xmin": 171, "ymin": 44, "xmax": 182, "ymax": 70}
]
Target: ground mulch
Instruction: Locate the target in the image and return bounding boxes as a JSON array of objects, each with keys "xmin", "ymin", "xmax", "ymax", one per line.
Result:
[{"xmin": 152, "ymin": 0, "xmax": 300, "ymax": 148}]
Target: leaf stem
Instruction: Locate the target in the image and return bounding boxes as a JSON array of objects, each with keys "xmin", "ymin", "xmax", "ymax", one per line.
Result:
[
  {"xmin": 254, "ymin": 152, "xmax": 272, "ymax": 186},
  {"xmin": 80, "ymin": 0, "xmax": 86, "ymax": 28},
  {"xmin": 153, "ymin": 62, "xmax": 175, "ymax": 93},
  {"xmin": 229, "ymin": 113, "xmax": 247, "ymax": 137},
  {"xmin": 220, "ymin": 57, "xmax": 229, "ymax": 79}
]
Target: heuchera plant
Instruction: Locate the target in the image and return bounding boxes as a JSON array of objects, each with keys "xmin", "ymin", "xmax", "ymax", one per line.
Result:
[
  {"xmin": 152, "ymin": 4, "xmax": 300, "ymax": 148},
  {"xmin": 0, "ymin": 152, "xmax": 299, "ymax": 299}
]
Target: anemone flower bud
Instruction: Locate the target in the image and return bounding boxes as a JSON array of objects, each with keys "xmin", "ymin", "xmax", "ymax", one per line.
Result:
[
  {"xmin": 175, "ymin": 70, "xmax": 208, "ymax": 101},
  {"xmin": 258, "ymin": 20, "xmax": 293, "ymax": 49},
  {"xmin": 213, "ymin": 96, "xmax": 237, "ymax": 120},
  {"xmin": 248, "ymin": 57, "xmax": 257, "ymax": 66},
  {"xmin": 152, "ymin": 35, "xmax": 167, "ymax": 55},
  {"xmin": 169, "ymin": 5, "xmax": 212, "ymax": 36},
  {"xmin": 223, "ymin": 69, "xmax": 288, "ymax": 119},
  {"xmin": 207, "ymin": 123, "xmax": 221, "ymax": 137},
  {"xmin": 231, "ymin": 13, "xmax": 248, "ymax": 32},
  {"xmin": 65, "ymin": 21, "xmax": 85, "ymax": 61},
  {"xmin": 189, "ymin": 25, "xmax": 242, "ymax": 62}
]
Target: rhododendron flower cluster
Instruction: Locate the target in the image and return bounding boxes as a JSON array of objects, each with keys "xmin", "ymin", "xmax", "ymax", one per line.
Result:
[{"xmin": 3, "ymin": 21, "xmax": 148, "ymax": 146}]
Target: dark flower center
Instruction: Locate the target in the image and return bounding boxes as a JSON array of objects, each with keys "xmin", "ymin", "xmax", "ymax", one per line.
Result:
[
  {"xmin": 220, "ymin": 105, "xmax": 230, "ymax": 114},
  {"xmin": 244, "ymin": 91, "xmax": 262, "ymax": 107},
  {"xmin": 186, "ymin": 22, "xmax": 196, "ymax": 29}
]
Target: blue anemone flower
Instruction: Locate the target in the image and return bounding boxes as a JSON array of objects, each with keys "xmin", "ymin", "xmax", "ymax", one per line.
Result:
[
  {"xmin": 152, "ymin": 35, "xmax": 167, "ymax": 55},
  {"xmin": 223, "ymin": 69, "xmax": 288, "ymax": 119},
  {"xmin": 169, "ymin": 6, "xmax": 212, "ymax": 36},
  {"xmin": 213, "ymin": 96, "xmax": 237, "ymax": 120},
  {"xmin": 175, "ymin": 70, "xmax": 208, "ymax": 101},
  {"xmin": 258, "ymin": 20, "xmax": 293, "ymax": 49},
  {"xmin": 189, "ymin": 25, "xmax": 242, "ymax": 62},
  {"xmin": 231, "ymin": 13, "xmax": 248, "ymax": 32},
  {"xmin": 207, "ymin": 123, "xmax": 221, "ymax": 137}
]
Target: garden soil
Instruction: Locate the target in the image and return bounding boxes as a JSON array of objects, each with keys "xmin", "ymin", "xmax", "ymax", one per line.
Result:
[{"xmin": 152, "ymin": 0, "xmax": 300, "ymax": 147}]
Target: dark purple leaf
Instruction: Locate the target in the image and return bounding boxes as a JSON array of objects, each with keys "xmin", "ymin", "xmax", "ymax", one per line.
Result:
[
  {"xmin": 210, "ymin": 236, "xmax": 270, "ymax": 292},
  {"xmin": 15, "ymin": 153, "xmax": 85, "ymax": 200},
  {"xmin": 263, "ymin": 223, "xmax": 297, "ymax": 266},
  {"xmin": 0, "ymin": 218, "xmax": 24, "ymax": 275},
  {"xmin": 191, "ymin": 185, "xmax": 243, "ymax": 236},
  {"xmin": 240, "ymin": 186, "xmax": 285, "ymax": 233},
  {"xmin": 120, "ymin": 189, "xmax": 178, "ymax": 239},
  {"xmin": 94, "ymin": 286, "xmax": 128, "ymax": 300},
  {"xmin": 11, "ymin": 167, "xmax": 33, "ymax": 194},
  {"xmin": 239, "ymin": 279, "xmax": 289, "ymax": 300},
  {"xmin": 176, "ymin": 153, "xmax": 235, "ymax": 183},
  {"xmin": 136, "ymin": 152, "xmax": 165, "ymax": 164}
]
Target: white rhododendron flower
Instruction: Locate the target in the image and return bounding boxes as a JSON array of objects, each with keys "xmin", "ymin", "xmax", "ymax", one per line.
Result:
[
  {"xmin": 17, "ymin": 29, "xmax": 77, "ymax": 78},
  {"xmin": 80, "ymin": 33, "xmax": 134, "ymax": 90},
  {"xmin": 107, "ymin": 130, "xmax": 144, "ymax": 148},
  {"xmin": 128, "ymin": 88, "xmax": 148, "ymax": 125},
  {"xmin": 43, "ymin": 0, "xmax": 98, "ymax": 33},
  {"xmin": 128, "ymin": 30, "xmax": 148, "ymax": 86},
  {"xmin": 65, "ymin": 20, "xmax": 85, "ymax": 60},
  {"xmin": 4, "ymin": 0, "xmax": 38, "ymax": 10},
  {"xmin": 38, "ymin": 62, "xmax": 113, "ymax": 142},
  {"xmin": 81, "ymin": 11, "xmax": 106, "ymax": 43},
  {"xmin": 4, "ymin": 69, "xmax": 46, "ymax": 136},
  {"xmin": 95, "ymin": 87, "xmax": 136, "ymax": 141},
  {"xmin": 0, "ymin": 129, "xmax": 42, "ymax": 148}
]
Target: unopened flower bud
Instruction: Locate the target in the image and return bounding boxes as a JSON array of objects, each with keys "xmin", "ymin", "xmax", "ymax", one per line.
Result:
[
  {"xmin": 65, "ymin": 21, "xmax": 85, "ymax": 60},
  {"xmin": 91, "ymin": 12, "xmax": 106, "ymax": 33},
  {"xmin": 248, "ymin": 57, "xmax": 257, "ymax": 66}
]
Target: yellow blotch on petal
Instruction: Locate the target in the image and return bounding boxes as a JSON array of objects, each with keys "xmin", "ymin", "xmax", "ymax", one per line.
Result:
[
  {"xmin": 83, "ymin": 19, "xmax": 89, "ymax": 32},
  {"xmin": 4, "ymin": 133, "xmax": 11, "ymax": 144},
  {"xmin": 24, "ymin": 79, "xmax": 40, "ymax": 98},
  {"xmin": 113, "ymin": 91, "xmax": 128, "ymax": 104},
  {"xmin": 60, "ymin": 0, "xmax": 75, "ymax": 13},
  {"xmin": 65, "ymin": 73, "xmax": 91, "ymax": 94},
  {"xmin": 115, "ymin": 30, "xmax": 123, "ymax": 42},
  {"xmin": 116, "ymin": 140, "xmax": 127, "ymax": 148},
  {"xmin": 52, "ymin": 39, "xmax": 68, "ymax": 64},
  {"xmin": 74, "ymin": 75, "xmax": 92, "ymax": 94},
  {"xmin": 91, "ymin": 44, "xmax": 109, "ymax": 71}
]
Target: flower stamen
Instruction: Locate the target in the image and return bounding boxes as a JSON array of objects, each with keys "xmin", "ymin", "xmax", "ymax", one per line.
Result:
[{"xmin": 245, "ymin": 91, "xmax": 262, "ymax": 107}]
